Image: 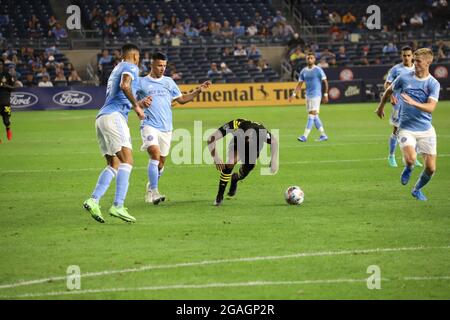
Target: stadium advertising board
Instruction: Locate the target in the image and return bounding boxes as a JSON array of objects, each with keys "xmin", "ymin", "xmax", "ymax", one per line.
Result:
[{"xmin": 10, "ymin": 81, "xmax": 367, "ymax": 111}]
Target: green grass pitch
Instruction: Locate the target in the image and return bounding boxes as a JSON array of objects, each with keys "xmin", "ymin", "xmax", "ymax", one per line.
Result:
[{"xmin": 0, "ymin": 102, "xmax": 449, "ymax": 299}]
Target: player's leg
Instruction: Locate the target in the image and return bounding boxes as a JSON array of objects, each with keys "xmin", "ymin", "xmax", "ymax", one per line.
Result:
[
  {"xmin": 214, "ymin": 139, "xmax": 238, "ymax": 206},
  {"xmin": 147, "ymin": 144, "xmax": 166, "ymax": 205},
  {"xmin": 411, "ymin": 128, "xmax": 437, "ymax": 201},
  {"xmin": 311, "ymin": 98, "xmax": 327, "ymax": 141},
  {"xmin": 150, "ymin": 131, "xmax": 171, "ymax": 204},
  {"xmin": 298, "ymin": 98, "xmax": 314, "ymax": 142},
  {"xmin": 388, "ymin": 126, "xmax": 399, "ymax": 167},
  {"xmin": 1, "ymin": 105, "xmax": 12, "ymax": 140},
  {"xmin": 398, "ymin": 129, "xmax": 417, "ymax": 186}
]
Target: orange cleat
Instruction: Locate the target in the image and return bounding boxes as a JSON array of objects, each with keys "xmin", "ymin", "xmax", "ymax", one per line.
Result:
[{"xmin": 6, "ymin": 128, "xmax": 12, "ymax": 140}]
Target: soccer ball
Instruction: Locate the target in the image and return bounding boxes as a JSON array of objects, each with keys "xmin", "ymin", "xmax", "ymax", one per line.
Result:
[{"xmin": 284, "ymin": 186, "xmax": 305, "ymax": 205}]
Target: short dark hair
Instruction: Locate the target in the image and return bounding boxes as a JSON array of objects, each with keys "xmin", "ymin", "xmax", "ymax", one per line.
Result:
[
  {"xmin": 121, "ymin": 43, "xmax": 140, "ymax": 56},
  {"xmin": 152, "ymin": 52, "xmax": 167, "ymax": 61},
  {"xmin": 401, "ymin": 46, "xmax": 412, "ymax": 52}
]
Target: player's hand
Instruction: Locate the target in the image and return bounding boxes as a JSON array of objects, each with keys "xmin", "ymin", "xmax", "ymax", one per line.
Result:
[
  {"xmin": 139, "ymin": 96, "xmax": 152, "ymax": 108},
  {"xmin": 390, "ymin": 95, "xmax": 398, "ymax": 105},
  {"xmin": 213, "ymin": 157, "xmax": 225, "ymax": 171},
  {"xmin": 322, "ymin": 95, "xmax": 329, "ymax": 104},
  {"xmin": 134, "ymin": 105, "xmax": 145, "ymax": 120},
  {"xmin": 375, "ymin": 106, "xmax": 385, "ymax": 119},
  {"xmin": 199, "ymin": 81, "xmax": 212, "ymax": 92},
  {"xmin": 400, "ymin": 93, "xmax": 416, "ymax": 107}
]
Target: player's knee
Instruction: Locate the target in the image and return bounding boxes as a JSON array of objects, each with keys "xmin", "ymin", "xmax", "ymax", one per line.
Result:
[{"xmin": 425, "ymin": 166, "xmax": 436, "ymax": 176}]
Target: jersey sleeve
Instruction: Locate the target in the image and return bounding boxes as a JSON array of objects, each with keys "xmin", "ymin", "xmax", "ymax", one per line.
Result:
[
  {"xmin": 121, "ymin": 63, "xmax": 139, "ymax": 81},
  {"xmin": 170, "ymin": 79, "xmax": 183, "ymax": 100},
  {"xmin": 318, "ymin": 67, "xmax": 327, "ymax": 80},
  {"xmin": 386, "ymin": 66, "xmax": 397, "ymax": 83},
  {"xmin": 428, "ymin": 79, "xmax": 440, "ymax": 102}
]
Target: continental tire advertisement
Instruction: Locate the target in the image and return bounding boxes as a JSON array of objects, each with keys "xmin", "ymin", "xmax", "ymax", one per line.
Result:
[{"xmin": 176, "ymin": 82, "xmax": 304, "ymax": 108}]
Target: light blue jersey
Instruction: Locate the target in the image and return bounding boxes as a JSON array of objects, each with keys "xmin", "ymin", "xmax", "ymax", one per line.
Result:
[
  {"xmin": 97, "ymin": 61, "xmax": 140, "ymax": 120},
  {"xmin": 137, "ymin": 75, "xmax": 182, "ymax": 132},
  {"xmin": 392, "ymin": 72, "xmax": 440, "ymax": 131},
  {"xmin": 386, "ymin": 63, "xmax": 415, "ymax": 109},
  {"xmin": 299, "ymin": 65, "xmax": 327, "ymax": 99}
]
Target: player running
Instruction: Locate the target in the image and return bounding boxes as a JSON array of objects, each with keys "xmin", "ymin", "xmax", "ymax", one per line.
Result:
[
  {"xmin": 137, "ymin": 52, "xmax": 211, "ymax": 204},
  {"xmin": 376, "ymin": 48, "xmax": 440, "ymax": 201},
  {"xmin": 384, "ymin": 46, "xmax": 422, "ymax": 168},
  {"xmin": 83, "ymin": 44, "xmax": 151, "ymax": 223},
  {"xmin": 288, "ymin": 52, "xmax": 329, "ymax": 142},
  {"xmin": 207, "ymin": 119, "xmax": 278, "ymax": 206},
  {"xmin": 0, "ymin": 60, "xmax": 14, "ymax": 143}
]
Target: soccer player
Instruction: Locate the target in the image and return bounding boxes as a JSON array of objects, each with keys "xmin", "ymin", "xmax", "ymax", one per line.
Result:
[
  {"xmin": 0, "ymin": 60, "xmax": 14, "ymax": 143},
  {"xmin": 288, "ymin": 52, "xmax": 329, "ymax": 142},
  {"xmin": 137, "ymin": 52, "xmax": 211, "ymax": 204},
  {"xmin": 83, "ymin": 44, "xmax": 152, "ymax": 223},
  {"xmin": 207, "ymin": 119, "xmax": 278, "ymax": 206},
  {"xmin": 384, "ymin": 46, "xmax": 422, "ymax": 168},
  {"xmin": 376, "ymin": 48, "xmax": 440, "ymax": 201}
]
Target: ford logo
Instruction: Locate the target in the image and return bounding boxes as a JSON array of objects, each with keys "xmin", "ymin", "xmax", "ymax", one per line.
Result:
[
  {"xmin": 11, "ymin": 92, "xmax": 39, "ymax": 108},
  {"xmin": 53, "ymin": 90, "xmax": 92, "ymax": 107}
]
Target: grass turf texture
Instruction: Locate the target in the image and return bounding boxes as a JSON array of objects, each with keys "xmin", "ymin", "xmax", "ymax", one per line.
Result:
[{"xmin": 0, "ymin": 102, "xmax": 449, "ymax": 299}]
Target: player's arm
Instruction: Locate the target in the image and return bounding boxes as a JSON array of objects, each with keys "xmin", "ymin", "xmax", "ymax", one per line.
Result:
[
  {"xmin": 0, "ymin": 76, "xmax": 15, "ymax": 90},
  {"xmin": 175, "ymin": 81, "xmax": 211, "ymax": 105},
  {"xmin": 400, "ymin": 95, "xmax": 437, "ymax": 113},
  {"xmin": 288, "ymin": 80, "xmax": 303, "ymax": 102},
  {"xmin": 207, "ymin": 128, "xmax": 227, "ymax": 171},
  {"xmin": 120, "ymin": 73, "xmax": 144, "ymax": 120},
  {"xmin": 375, "ymin": 83, "xmax": 394, "ymax": 119},
  {"xmin": 322, "ymin": 78, "xmax": 329, "ymax": 103}
]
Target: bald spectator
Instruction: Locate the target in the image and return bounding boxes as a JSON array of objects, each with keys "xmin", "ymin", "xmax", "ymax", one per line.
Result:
[{"xmin": 207, "ymin": 63, "xmax": 221, "ymax": 77}]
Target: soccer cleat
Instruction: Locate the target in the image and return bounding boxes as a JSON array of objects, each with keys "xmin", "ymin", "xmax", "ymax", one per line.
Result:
[
  {"xmin": 145, "ymin": 183, "xmax": 153, "ymax": 203},
  {"xmin": 317, "ymin": 135, "xmax": 328, "ymax": 141},
  {"xmin": 227, "ymin": 173, "xmax": 238, "ymax": 197},
  {"xmin": 109, "ymin": 206, "xmax": 136, "ymax": 223},
  {"xmin": 213, "ymin": 196, "xmax": 223, "ymax": 206},
  {"xmin": 297, "ymin": 135, "xmax": 307, "ymax": 142},
  {"xmin": 411, "ymin": 189, "xmax": 427, "ymax": 201},
  {"xmin": 152, "ymin": 190, "xmax": 166, "ymax": 205},
  {"xmin": 401, "ymin": 167, "xmax": 412, "ymax": 185},
  {"xmin": 6, "ymin": 128, "xmax": 12, "ymax": 141},
  {"xmin": 388, "ymin": 155, "xmax": 398, "ymax": 167},
  {"xmin": 414, "ymin": 159, "xmax": 423, "ymax": 167},
  {"xmin": 83, "ymin": 198, "xmax": 105, "ymax": 223}
]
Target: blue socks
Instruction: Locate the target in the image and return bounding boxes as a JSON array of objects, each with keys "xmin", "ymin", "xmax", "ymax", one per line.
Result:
[
  {"xmin": 314, "ymin": 116, "xmax": 323, "ymax": 130},
  {"xmin": 114, "ymin": 163, "xmax": 133, "ymax": 207},
  {"xmin": 414, "ymin": 171, "xmax": 433, "ymax": 191},
  {"xmin": 92, "ymin": 166, "xmax": 117, "ymax": 202},
  {"xmin": 306, "ymin": 115, "xmax": 314, "ymax": 130},
  {"xmin": 389, "ymin": 134, "xmax": 397, "ymax": 156},
  {"xmin": 148, "ymin": 159, "xmax": 160, "ymax": 190}
]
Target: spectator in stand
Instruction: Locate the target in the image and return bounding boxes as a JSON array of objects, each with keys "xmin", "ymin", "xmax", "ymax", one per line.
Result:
[
  {"xmin": 329, "ymin": 24, "xmax": 344, "ymax": 41},
  {"xmin": 139, "ymin": 11, "xmax": 152, "ymax": 26},
  {"xmin": 246, "ymin": 59, "xmax": 258, "ymax": 71},
  {"xmin": 360, "ymin": 57, "xmax": 370, "ymax": 65},
  {"xmin": 98, "ymin": 49, "xmax": 112, "ymax": 72},
  {"xmin": 172, "ymin": 23, "xmax": 185, "ymax": 37},
  {"xmin": 373, "ymin": 57, "xmax": 382, "ymax": 65},
  {"xmin": 119, "ymin": 20, "xmax": 135, "ymax": 37},
  {"xmin": 207, "ymin": 62, "xmax": 221, "ymax": 77},
  {"xmin": 257, "ymin": 59, "xmax": 269, "ymax": 71},
  {"xmin": 233, "ymin": 44, "xmax": 247, "ymax": 56},
  {"xmin": 68, "ymin": 70, "xmax": 82, "ymax": 82},
  {"xmin": 382, "ymin": 42, "xmax": 398, "ymax": 54},
  {"xmin": 258, "ymin": 25, "xmax": 271, "ymax": 38},
  {"xmin": 170, "ymin": 68, "xmax": 183, "ymax": 81},
  {"xmin": 328, "ymin": 11, "xmax": 341, "ymax": 24},
  {"xmin": 288, "ymin": 33, "xmax": 305, "ymax": 51},
  {"xmin": 38, "ymin": 74, "xmax": 53, "ymax": 87},
  {"xmin": 289, "ymin": 46, "xmax": 306, "ymax": 65},
  {"xmin": 221, "ymin": 20, "xmax": 234, "ymax": 38},
  {"xmin": 396, "ymin": 14, "xmax": 408, "ymax": 31},
  {"xmin": 328, "ymin": 57, "xmax": 338, "ymax": 67},
  {"xmin": 336, "ymin": 46, "xmax": 348, "ymax": 64},
  {"xmin": 342, "ymin": 10, "xmax": 357, "ymax": 30},
  {"xmin": 254, "ymin": 11, "xmax": 263, "ymax": 27},
  {"xmin": 436, "ymin": 40, "xmax": 450, "ymax": 60},
  {"xmin": 152, "ymin": 34, "xmax": 162, "ymax": 46},
  {"xmin": 185, "ymin": 23, "xmax": 199, "ymax": 37},
  {"xmin": 48, "ymin": 15, "xmax": 58, "ymax": 29},
  {"xmin": 49, "ymin": 22, "xmax": 68, "ymax": 40},
  {"xmin": 233, "ymin": 20, "xmax": 245, "ymax": 37},
  {"xmin": 220, "ymin": 62, "xmax": 232, "ymax": 74},
  {"xmin": 410, "ymin": 13, "xmax": 424, "ymax": 27},
  {"xmin": 280, "ymin": 21, "xmax": 295, "ymax": 38},
  {"xmin": 54, "ymin": 69, "xmax": 67, "ymax": 83},
  {"xmin": 247, "ymin": 45, "xmax": 261, "ymax": 61},
  {"xmin": 222, "ymin": 47, "xmax": 233, "ymax": 57},
  {"xmin": 271, "ymin": 22, "xmax": 284, "ymax": 37},
  {"xmin": 196, "ymin": 17, "xmax": 208, "ymax": 34},
  {"xmin": 247, "ymin": 22, "xmax": 258, "ymax": 36},
  {"xmin": 210, "ymin": 21, "xmax": 222, "ymax": 37},
  {"xmin": 273, "ymin": 10, "xmax": 287, "ymax": 24},
  {"xmin": 23, "ymin": 74, "xmax": 36, "ymax": 87},
  {"xmin": 318, "ymin": 57, "xmax": 329, "ymax": 68}
]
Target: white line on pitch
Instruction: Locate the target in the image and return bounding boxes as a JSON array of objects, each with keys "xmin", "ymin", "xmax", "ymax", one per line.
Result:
[
  {"xmin": 2, "ymin": 154, "xmax": 450, "ymax": 174},
  {"xmin": 0, "ymin": 245, "xmax": 448, "ymax": 290},
  {"xmin": 3, "ymin": 275, "xmax": 450, "ymax": 299}
]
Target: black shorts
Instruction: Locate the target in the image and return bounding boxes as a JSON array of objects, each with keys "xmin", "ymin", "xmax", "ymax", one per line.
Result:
[{"xmin": 228, "ymin": 135, "xmax": 265, "ymax": 165}]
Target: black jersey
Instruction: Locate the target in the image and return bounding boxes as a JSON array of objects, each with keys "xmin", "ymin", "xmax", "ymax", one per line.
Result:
[
  {"xmin": 217, "ymin": 118, "xmax": 272, "ymax": 144},
  {"xmin": 0, "ymin": 72, "xmax": 14, "ymax": 105}
]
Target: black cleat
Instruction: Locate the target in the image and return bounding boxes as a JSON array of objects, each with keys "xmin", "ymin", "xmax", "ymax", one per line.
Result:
[
  {"xmin": 227, "ymin": 173, "xmax": 238, "ymax": 197},
  {"xmin": 213, "ymin": 196, "xmax": 223, "ymax": 206}
]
